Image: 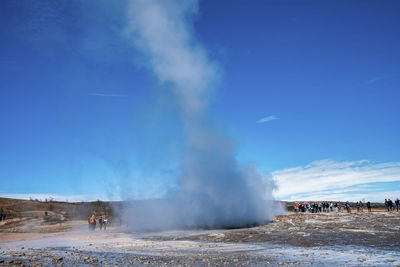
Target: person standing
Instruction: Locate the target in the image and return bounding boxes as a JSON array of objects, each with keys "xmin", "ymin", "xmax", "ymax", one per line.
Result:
[
  {"xmin": 346, "ymin": 201, "xmax": 351, "ymax": 213},
  {"xmin": 367, "ymin": 201, "xmax": 371, "ymax": 212},
  {"xmin": 388, "ymin": 199, "xmax": 394, "ymax": 212},
  {"xmin": 0, "ymin": 209, "xmax": 6, "ymax": 221},
  {"xmin": 395, "ymin": 198, "xmax": 400, "ymax": 212},
  {"xmin": 103, "ymin": 218, "xmax": 108, "ymax": 231},
  {"xmin": 99, "ymin": 217, "xmax": 103, "ymax": 230},
  {"xmin": 89, "ymin": 215, "xmax": 96, "ymax": 230}
]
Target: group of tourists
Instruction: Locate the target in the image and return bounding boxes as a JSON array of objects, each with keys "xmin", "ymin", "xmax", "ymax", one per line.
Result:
[
  {"xmin": 88, "ymin": 214, "xmax": 108, "ymax": 231},
  {"xmin": 294, "ymin": 202, "xmax": 344, "ymax": 213},
  {"xmin": 385, "ymin": 198, "xmax": 400, "ymax": 212},
  {"xmin": 293, "ymin": 201, "xmax": 372, "ymax": 213},
  {"xmin": 294, "ymin": 198, "xmax": 400, "ymax": 213},
  {"xmin": 355, "ymin": 201, "xmax": 372, "ymax": 212}
]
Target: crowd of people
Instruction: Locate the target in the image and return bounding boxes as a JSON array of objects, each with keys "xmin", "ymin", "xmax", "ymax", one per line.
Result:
[
  {"xmin": 294, "ymin": 202, "xmax": 345, "ymax": 213},
  {"xmin": 385, "ymin": 198, "xmax": 400, "ymax": 212},
  {"xmin": 293, "ymin": 198, "xmax": 400, "ymax": 213},
  {"xmin": 88, "ymin": 214, "xmax": 108, "ymax": 231}
]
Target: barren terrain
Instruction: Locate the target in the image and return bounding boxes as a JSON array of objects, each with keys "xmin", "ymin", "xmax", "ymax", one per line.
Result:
[{"xmin": 1, "ymin": 207, "xmax": 400, "ymax": 266}]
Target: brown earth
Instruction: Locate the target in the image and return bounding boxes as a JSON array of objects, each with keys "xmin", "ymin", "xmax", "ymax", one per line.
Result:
[
  {"xmin": 1, "ymin": 198, "xmax": 400, "ymax": 266},
  {"xmin": 160, "ymin": 211, "xmax": 400, "ymax": 249}
]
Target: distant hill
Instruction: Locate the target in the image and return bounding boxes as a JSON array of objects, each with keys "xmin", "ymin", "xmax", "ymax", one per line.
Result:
[
  {"xmin": 1, "ymin": 197, "xmax": 388, "ymax": 219},
  {"xmin": 0, "ymin": 197, "xmax": 116, "ymax": 221}
]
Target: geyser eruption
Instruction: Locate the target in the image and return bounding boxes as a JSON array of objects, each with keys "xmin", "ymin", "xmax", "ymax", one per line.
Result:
[{"xmin": 122, "ymin": 0, "xmax": 279, "ymax": 230}]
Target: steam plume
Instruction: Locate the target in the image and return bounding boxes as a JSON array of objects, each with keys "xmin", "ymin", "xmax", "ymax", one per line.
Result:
[{"xmin": 123, "ymin": 0, "xmax": 279, "ymax": 230}]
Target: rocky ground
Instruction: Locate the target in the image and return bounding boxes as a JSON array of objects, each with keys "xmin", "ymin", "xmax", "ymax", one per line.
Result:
[
  {"xmin": 159, "ymin": 211, "xmax": 400, "ymax": 248},
  {"xmin": 1, "ymin": 211, "xmax": 400, "ymax": 266}
]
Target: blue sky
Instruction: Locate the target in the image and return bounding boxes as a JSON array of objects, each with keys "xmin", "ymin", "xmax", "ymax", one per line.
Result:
[{"xmin": 0, "ymin": 0, "xmax": 399, "ymax": 202}]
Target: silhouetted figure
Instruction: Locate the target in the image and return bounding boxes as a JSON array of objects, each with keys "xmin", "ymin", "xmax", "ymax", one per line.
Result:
[
  {"xmin": 99, "ymin": 217, "xmax": 103, "ymax": 230},
  {"xmin": 345, "ymin": 201, "xmax": 351, "ymax": 213},
  {"xmin": 388, "ymin": 199, "xmax": 394, "ymax": 212},
  {"xmin": 395, "ymin": 198, "xmax": 400, "ymax": 212},
  {"xmin": 367, "ymin": 201, "xmax": 371, "ymax": 212},
  {"xmin": 0, "ymin": 209, "xmax": 6, "ymax": 221}
]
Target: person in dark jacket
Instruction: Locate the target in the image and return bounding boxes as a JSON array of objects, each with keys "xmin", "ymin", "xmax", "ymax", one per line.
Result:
[
  {"xmin": 99, "ymin": 217, "xmax": 103, "ymax": 230},
  {"xmin": 388, "ymin": 199, "xmax": 394, "ymax": 212},
  {"xmin": 345, "ymin": 201, "xmax": 351, "ymax": 213},
  {"xmin": 367, "ymin": 201, "xmax": 371, "ymax": 212}
]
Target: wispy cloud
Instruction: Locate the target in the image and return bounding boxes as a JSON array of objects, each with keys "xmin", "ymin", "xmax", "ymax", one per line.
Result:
[
  {"xmin": 257, "ymin": 115, "xmax": 278, "ymax": 123},
  {"xmin": 364, "ymin": 76, "xmax": 384, "ymax": 85},
  {"xmin": 83, "ymin": 93, "xmax": 129, "ymax": 97},
  {"xmin": 271, "ymin": 159, "xmax": 400, "ymax": 201}
]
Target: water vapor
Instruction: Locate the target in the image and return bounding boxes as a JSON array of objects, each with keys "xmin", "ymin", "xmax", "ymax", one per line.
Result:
[{"xmin": 122, "ymin": 0, "xmax": 280, "ymax": 231}]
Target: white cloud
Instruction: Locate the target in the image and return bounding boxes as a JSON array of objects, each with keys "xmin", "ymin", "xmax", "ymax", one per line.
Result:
[
  {"xmin": 257, "ymin": 115, "xmax": 278, "ymax": 123},
  {"xmin": 284, "ymin": 190, "xmax": 400, "ymax": 203},
  {"xmin": 272, "ymin": 159, "xmax": 400, "ymax": 202}
]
